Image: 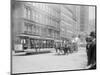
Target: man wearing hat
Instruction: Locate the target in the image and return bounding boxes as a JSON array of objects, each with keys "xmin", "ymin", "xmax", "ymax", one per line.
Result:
[{"xmin": 86, "ymin": 31, "xmax": 96, "ymax": 69}]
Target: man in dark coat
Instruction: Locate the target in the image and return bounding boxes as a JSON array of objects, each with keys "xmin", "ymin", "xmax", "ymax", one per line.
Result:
[
  {"xmin": 86, "ymin": 31, "xmax": 96, "ymax": 69},
  {"xmin": 86, "ymin": 36, "xmax": 93, "ymax": 66},
  {"xmin": 89, "ymin": 31, "xmax": 96, "ymax": 69}
]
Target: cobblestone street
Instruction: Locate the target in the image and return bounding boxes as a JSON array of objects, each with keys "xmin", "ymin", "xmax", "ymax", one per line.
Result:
[{"xmin": 12, "ymin": 47, "xmax": 87, "ymax": 74}]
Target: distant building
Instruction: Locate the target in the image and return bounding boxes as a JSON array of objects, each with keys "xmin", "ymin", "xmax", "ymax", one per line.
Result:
[
  {"xmin": 60, "ymin": 5, "xmax": 80, "ymax": 40},
  {"xmin": 80, "ymin": 6, "xmax": 89, "ymax": 33},
  {"xmin": 88, "ymin": 6, "xmax": 96, "ymax": 34},
  {"xmin": 78, "ymin": 6, "xmax": 96, "ymax": 42}
]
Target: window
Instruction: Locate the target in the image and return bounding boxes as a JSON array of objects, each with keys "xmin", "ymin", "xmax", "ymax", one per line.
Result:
[
  {"xmin": 29, "ymin": 25, "xmax": 32, "ymax": 33},
  {"xmin": 42, "ymin": 4, "xmax": 46, "ymax": 11},
  {"xmin": 24, "ymin": 23, "xmax": 28, "ymax": 33},
  {"xmin": 35, "ymin": 12, "xmax": 39, "ymax": 22},
  {"xmin": 41, "ymin": 15, "xmax": 44, "ymax": 24},
  {"xmin": 24, "ymin": 7, "xmax": 27, "ymax": 18},
  {"xmin": 24, "ymin": 22, "xmax": 33, "ymax": 34},
  {"xmin": 32, "ymin": 25, "xmax": 35, "ymax": 34},
  {"xmin": 38, "ymin": 13, "xmax": 41, "ymax": 23},
  {"xmin": 32, "ymin": 10, "xmax": 36, "ymax": 21},
  {"xmin": 24, "ymin": 6, "xmax": 31, "ymax": 19},
  {"xmin": 48, "ymin": 29, "xmax": 52, "ymax": 37}
]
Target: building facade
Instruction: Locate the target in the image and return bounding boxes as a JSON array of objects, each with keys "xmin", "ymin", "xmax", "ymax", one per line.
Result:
[
  {"xmin": 80, "ymin": 6, "xmax": 89, "ymax": 33},
  {"xmin": 88, "ymin": 6, "xmax": 96, "ymax": 34},
  {"xmin": 60, "ymin": 5, "xmax": 79, "ymax": 40},
  {"xmin": 78, "ymin": 6, "xmax": 89, "ymax": 42},
  {"xmin": 11, "ymin": 2, "xmax": 61, "ymax": 50},
  {"xmin": 12, "ymin": 1, "xmax": 93, "ymax": 50}
]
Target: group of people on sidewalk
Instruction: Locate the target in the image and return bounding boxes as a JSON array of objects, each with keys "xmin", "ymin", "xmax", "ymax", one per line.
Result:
[{"xmin": 85, "ymin": 31, "xmax": 96, "ymax": 69}]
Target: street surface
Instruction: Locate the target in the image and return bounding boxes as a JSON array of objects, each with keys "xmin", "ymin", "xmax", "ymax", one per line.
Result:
[{"xmin": 12, "ymin": 47, "xmax": 87, "ymax": 74}]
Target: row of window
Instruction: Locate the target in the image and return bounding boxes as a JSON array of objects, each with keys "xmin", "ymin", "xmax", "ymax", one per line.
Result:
[
  {"xmin": 61, "ymin": 20, "xmax": 78, "ymax": 32},
  {"xmin": 61, "ymin": 13, "xmax": 76, "ymax": 25},
  {"xmin": 32, "ymin": 3, "xmax": 60, "ymax": 18},
  {"xmin": 24, "ymin": 22, "xmax": 41, "ymax": 34},
  {"xmin": 61, "ymin": 6, "xmax": 73, "ymax": 18},
  {"xmin": 24, "ymin": 22, "xmax": 60, "ymax": 38},
  {"xmin": 24, "ymin": 6, "xmax": 59, "ymax": 28}
]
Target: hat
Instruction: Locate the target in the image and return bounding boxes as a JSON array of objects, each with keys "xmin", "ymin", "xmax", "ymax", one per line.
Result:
[
  {"xmin": 86, "ymin": 36, "xmax": 93, "ymax": 42},
  {"xmin": 90, "ymin": 31, "xmax": 96, "ymax": 38}
]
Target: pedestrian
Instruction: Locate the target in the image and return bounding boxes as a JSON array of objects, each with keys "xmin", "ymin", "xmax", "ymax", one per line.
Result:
[
  {"xmin": 54, "ymin": 42, "xmax": 60, "ymax": 54},
  {"xmin": 86, "ymin": 31, "xmax": 96, "ymax": 69},
  {"xmin": 64, "ymin": 43, "xmax": 69, "ymax": 55},
  {"xmin": 89, "ymin": 31, "xmax": 96, "ymax": 69},
  {"xmin": 86, "ymin": 36, "xmax": 93, "ymax": 66},
  {"xmin": 54, "ymin": 42, "xmax": 58, "ymax": 53},
  {"xmin": 71, "ymin": 37, "xmax": 78, "ymax": 52}
]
